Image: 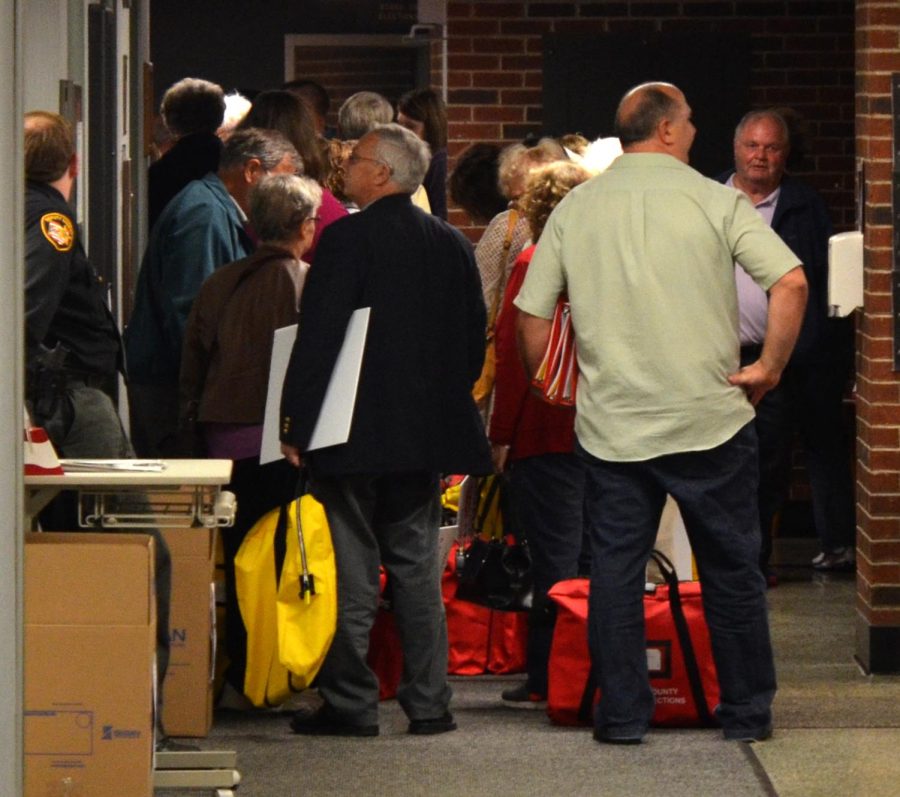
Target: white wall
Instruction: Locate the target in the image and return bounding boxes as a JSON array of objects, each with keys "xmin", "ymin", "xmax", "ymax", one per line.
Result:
[
  {"xmin": 7, "ymin": 1, "xmax": 141, "ymax": 790},
  {"xmin": 1, "ymin": 0, "xmax": 24, "ymax": 791},
  {"xmin": 22, "ymin": 0, "xmax": 69, "ymax": 113}
]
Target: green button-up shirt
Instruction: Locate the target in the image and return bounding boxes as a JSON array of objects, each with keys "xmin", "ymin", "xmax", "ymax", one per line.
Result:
[{"xmin": 515, "ymin": 153, "xmax": 800, "ymax": 462}]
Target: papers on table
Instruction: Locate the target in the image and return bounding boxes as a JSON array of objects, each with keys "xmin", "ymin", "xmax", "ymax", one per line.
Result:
[
  {"xmin": 62, "ymin": 459, "xmax": 168, "ymax": 473},
  {"xmin": 260, "ymin": 307, "xmax": 370, "ymax": 464}
]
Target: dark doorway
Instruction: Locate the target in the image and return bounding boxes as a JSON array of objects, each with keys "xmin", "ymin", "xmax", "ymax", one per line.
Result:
[{"xmin": 542, "ymin": 33, "xmax": 751, "ymax": 178}]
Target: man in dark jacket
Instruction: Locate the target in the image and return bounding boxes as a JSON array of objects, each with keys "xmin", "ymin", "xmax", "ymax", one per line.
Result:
[
  {"xmin": 723, "ymin": 109, "xmax": 856, "ymax": 580},
  {"xmin": 148, "ymin": 77, "xmax": 225, "ymax": 231},
  {"xmin": 280, "ymin": 123, "xmax": 491, "ymax": 737}
]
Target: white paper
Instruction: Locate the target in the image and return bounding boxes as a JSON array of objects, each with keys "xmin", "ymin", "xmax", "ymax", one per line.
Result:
[
  {"xmin": 260, "ymin": 325, "xmax": 299, "ymax": 464},
  {"xmin": 260, "ymin": 308, "xmax": 371, "ymax": 464},
  {"xmin": 62, "ymin": 459, "xmax": 167, "ymax": 472}
]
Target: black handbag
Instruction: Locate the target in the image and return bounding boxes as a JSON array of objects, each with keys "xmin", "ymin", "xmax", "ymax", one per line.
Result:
[{"xmin": 455, "ymin": 475, "xmax": 533, "ymax": 612}]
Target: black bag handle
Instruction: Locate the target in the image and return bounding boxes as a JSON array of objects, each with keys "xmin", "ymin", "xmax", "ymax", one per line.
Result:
[
  {"xmin": 649, "ymin": 549, "xmax": 714, "ymax": 726},
  {"xmin": 573, "ymin": 551, "xmax": 714, "ymax": 727}
]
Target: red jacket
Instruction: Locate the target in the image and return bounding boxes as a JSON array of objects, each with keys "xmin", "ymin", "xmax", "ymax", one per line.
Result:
[{"xmin": 488, "ymin": 245, "xmax": 576, "ymax": 461}]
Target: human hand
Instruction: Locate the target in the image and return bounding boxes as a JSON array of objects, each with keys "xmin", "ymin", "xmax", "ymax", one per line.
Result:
[
  {"xmin": 491, "ymin": 443, "xmax": 510, "ymax": 473},
  {"xmin": 281, "ymin": 443, "xmax": 303, "ymax": 468},
  {"xmin": 727, "ymin": 361, "xmax": 780, "ymax": 406}
]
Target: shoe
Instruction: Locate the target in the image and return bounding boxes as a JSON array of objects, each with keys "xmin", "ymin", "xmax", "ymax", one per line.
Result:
[
  {"xmin": 592, "ymin": 728, "xmax": 643, "ymax": 745},
  {"xmin": 501, "ymin": 682, "xmax": 547, "ymax": 709},
  {"xmin": 812, "ymin": 547, "xmax": 855, "ymax": 572},
  {"xmin": 289, "ymin": 704, "xmax": 378, "ymax": 737},
  {"xmin": 408, "ymin": 711, "xmax": 457, "ymax": 735},
  {"xmin": 156, "ymin": 735, "xmax": 200, "ymax": 752},
  {"xmin": 724, "ymin": 723, "xmax": 773, "ymax": 743}
]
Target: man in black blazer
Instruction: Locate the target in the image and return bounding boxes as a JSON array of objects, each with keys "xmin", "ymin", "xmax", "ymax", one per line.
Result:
[{"xmin": 280, "ymin": 123, "xmax": 492, "ymax": 737}]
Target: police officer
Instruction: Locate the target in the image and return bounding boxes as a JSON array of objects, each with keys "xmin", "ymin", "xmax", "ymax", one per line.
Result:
[{"xmin": 24, "ymin": 111, "xmax": 181, "ymax": 749}]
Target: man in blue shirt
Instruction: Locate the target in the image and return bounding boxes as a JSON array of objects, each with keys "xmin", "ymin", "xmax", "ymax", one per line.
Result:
[{"xmin": 126, "ymin": 127, "xmax": 299, "ymax": 456}]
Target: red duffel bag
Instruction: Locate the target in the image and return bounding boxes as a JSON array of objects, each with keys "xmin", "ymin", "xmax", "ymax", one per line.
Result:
[
  {"xmin": 547, "ymin": 550, "xmax": 719, "ymax": 727},
  {"xmin": 367, "ymin": 569, "xmax": 405, "ymax": 700},
  {"xmin": 368, "ymin": 546, "xmax": 527, "ymax": 701},
  {"xmin": 443, "ymin": 542, "xmax": 527, "ymax": 675}
]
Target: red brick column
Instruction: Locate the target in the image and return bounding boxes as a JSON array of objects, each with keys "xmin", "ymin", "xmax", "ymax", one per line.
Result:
[{"xmin": 855, "ymin": 0, "xmax": 900, "ymax": 673}]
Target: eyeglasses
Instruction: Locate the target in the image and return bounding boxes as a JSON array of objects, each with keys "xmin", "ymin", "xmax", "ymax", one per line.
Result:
[
  {"xmin": 348, "ymin": 153, "xmax": 381, "ymax": 165},
  {"xmin": 347, "ymin": 152, "xmax": 392, "ymax": 172}
]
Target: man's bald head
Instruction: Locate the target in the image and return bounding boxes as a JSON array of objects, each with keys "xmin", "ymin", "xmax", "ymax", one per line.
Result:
[
  {"xmin": 613, "ymin": 82, "xmax": 682, "ymax": 147},
  {"xmin": 612, "ymin": 82, "xmax": 695, "ymax": 164}
]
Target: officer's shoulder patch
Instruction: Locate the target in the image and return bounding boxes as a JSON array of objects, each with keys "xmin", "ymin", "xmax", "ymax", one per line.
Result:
[{"xmin": 39, "ymin": 212, "xmax": 75, "ymax": 252}]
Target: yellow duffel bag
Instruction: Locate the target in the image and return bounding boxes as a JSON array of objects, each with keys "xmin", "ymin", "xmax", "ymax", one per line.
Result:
[{"xmin": 235, "ymin": 491, "xmax": 337, "ymax": 708}]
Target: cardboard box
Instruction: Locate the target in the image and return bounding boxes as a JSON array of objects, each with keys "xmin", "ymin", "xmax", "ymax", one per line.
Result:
[
  {"xmin": 25, "ymin": 532, "xmax": 156, "ymax": 797},
  {"xmin": 160, "ymin": 527, "xmax": 217, "ymax": 737}
]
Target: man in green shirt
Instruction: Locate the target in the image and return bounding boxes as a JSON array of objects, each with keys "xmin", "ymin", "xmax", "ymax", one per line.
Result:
[{"xmin": 516, "ymin": 82, "xmax": 807, "ymax": 744}]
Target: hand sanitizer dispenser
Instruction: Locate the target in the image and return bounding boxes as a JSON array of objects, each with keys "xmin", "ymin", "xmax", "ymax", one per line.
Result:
[{"xmin": 828, "ymin": 230, "xmax": 863, "ymax": 317}]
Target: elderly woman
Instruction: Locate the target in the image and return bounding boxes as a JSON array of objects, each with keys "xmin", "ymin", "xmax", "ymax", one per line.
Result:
[
  {"xmin": 466, "ymin": 138, "xmax": 567, "ymax": 416},
  {"xmin": 488, "ymin": 160, "xmax": 594, "ymax": 708},
  {"xmin": 179, "ymin": 173, "xmax": 322, "ymax": 705}
]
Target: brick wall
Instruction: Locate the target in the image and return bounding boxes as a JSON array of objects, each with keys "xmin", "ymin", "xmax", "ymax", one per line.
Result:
[
  {"xmin": 855, "ymin": 0, "xmax": 900, "ymax": 674},
  {"xmin": 443, "ymin": 0, "xmax": 855, "ymax": 241}
]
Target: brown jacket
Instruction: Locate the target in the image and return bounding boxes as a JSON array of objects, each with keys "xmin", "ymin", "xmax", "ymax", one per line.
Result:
[{"xmin": 180, "ymin": 244, "xmax": 307, "ymax": 424}]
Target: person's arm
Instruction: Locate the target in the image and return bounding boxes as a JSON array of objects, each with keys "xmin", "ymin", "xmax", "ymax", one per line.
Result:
[
  {"xmin": 516, "ymin": 311, "xmax": 553, "ymax": 380},
  {"xmin": 728, "ymin": 265, "xmax": 807, "ymax": 405},
  {"xmin": 24, "ymin": 211, "xmax": 74, "ymax": 352},
  {"xmin": 280, "ymin": 225, "xmax": 361, "ymax": 461},
  {"xmin": 488, "ymin": 257, "xmax": 530, "ymax": 471}
]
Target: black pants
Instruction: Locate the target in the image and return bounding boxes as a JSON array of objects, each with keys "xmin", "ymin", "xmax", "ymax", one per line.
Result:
[{"xmin": 743, "ymin": 346, "xmax": 855, "ymax": 565}]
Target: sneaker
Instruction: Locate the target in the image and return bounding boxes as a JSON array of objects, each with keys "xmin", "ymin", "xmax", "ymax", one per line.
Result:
[
  {"xmin": 408, "ymin": 711, "xmax": 457, "ymax": 735},
  {"xmin": 501, "ymin": 682, "xmax": 546, "ymax": 709},
  {"xmin": 812, "ymin": 547, "xmax": 855, "ymax": 572}
]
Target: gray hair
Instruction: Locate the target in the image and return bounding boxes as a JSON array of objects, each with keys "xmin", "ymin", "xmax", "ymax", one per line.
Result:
[
  {"xmin": 219, "ymin": 126, "xmax": 302, "ymax": 174},
  {"xmin": 368, "ymin": 123, "xmax": 431, "ymax": 194},
  {"xmin": 160, "ymin": 77, "xmax": 225, "ymax": 137},
  {"xmin": 339, "ymin": 91, "xmax": 393, "ymax": 139},
  {"xmin": 734, "ymin": 109, "xmax": 790, "ymax": 147},
  {"xmin": 250, "ymin": 174, "xmax": 323, "ymax": 243}
]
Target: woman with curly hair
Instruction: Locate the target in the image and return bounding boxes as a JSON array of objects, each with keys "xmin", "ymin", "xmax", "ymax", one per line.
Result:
[{"xmin": 488, "ymin": 159, "xmax": 597, "ymax": 708}]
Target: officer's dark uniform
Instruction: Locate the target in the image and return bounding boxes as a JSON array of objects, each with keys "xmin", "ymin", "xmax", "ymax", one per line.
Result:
[
  {"xmin": 25, "ymin": 178, "xmax": 173, "ymax": 732},
  {"xmin": 25, "ymin": 180, "xmax": 121, "ymax": 420}
]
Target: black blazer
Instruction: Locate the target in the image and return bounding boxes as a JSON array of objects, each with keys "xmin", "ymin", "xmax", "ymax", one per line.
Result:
[{"xmin": 280, "ymin": 193, "xmax": 492, "ymax": 477}]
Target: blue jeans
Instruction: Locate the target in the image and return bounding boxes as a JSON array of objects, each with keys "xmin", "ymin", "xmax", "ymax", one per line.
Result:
[
  {"xmin": 507, "ymin": 453, "xmax": 589, "ymax": 695},
  {"xmin": 579, "ymin": 423, "xmax": 776, "ymax": 740}
]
